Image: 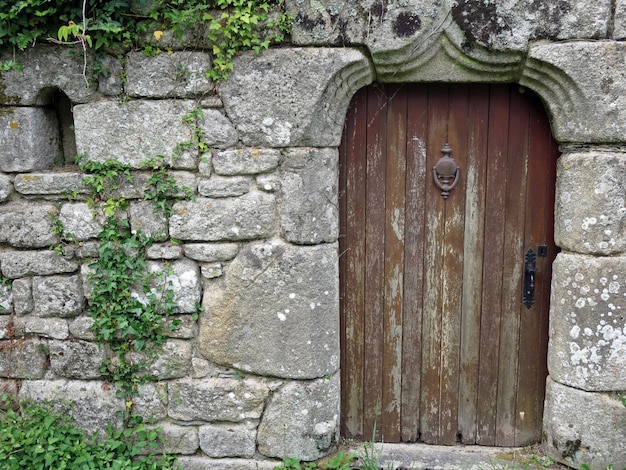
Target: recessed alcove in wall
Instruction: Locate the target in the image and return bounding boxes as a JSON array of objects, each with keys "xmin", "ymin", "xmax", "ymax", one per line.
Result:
[{"xmin": 37, "ymin": 87, "xmax": 77, "ymax": 165}]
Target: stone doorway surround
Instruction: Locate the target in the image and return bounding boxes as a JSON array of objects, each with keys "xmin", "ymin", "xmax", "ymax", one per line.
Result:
[{"xmin": 0, "ymin": 1, "xmax": 625, "ymax": 468}]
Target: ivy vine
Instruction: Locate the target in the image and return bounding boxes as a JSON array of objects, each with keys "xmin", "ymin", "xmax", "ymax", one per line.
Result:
[{"xmin": 0, "ymin": 0, "xmax": 293, "ymax": 80}]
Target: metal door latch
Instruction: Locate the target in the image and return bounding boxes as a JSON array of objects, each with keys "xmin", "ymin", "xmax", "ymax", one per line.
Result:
[{"xmin": 523, "ymin": 248, "xmax": 537, "ymax": 309}]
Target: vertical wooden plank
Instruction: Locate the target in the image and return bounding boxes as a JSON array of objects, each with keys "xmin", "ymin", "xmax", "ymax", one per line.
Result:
[
  {"xmin": 476, "ymin": 85, "xmax": 510, "ymax": 446},
  {"xmin": 363, "ymin": 85, "xmax": 388, "ymax": 440},
  {"xmin": 458, "ymin": 84, "xmax": 490, "ymax": 444},
  {"xmin": 438, "ymin": 84, "xmax": 469, "ymax": 444},
  {"xmin": 381, "ymin": 85, "xmax": 407, "ymax": 442},
  {"xmin": 340, "ymin": 87, "xmax": 368, "ymax": 439},
  {"xmin": 515, "ymin": 90, "xmax": 557, "ymax": 445},
  {"xmin": 495, "ymin": 87, "xmax": 529, "ymax": 446},
  {"xmin": 420, "ymin": 84, "xmax": 449, "ymax": 444},
  {"xmin": 401, "ymin": 86, "xmax": 428, "ymax": 442}
]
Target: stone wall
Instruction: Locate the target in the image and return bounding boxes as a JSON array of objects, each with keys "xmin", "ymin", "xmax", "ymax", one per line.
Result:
[{"xmin": 0, "ymin": 0, "xmax": 626, "ymax": 468}]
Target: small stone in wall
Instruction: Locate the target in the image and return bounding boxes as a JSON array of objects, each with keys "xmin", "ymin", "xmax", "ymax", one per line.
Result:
[
  {"xmin": 49, "ymin": 339, "xmax": 104, "ymax": 379},
  {"xmin": 0, "ymin": 251, "xmax": 78, "ymax": 279},
  {"xmin": 183, "ymin": 243, "xmax": 239, "ymax": 263},
  {"xmin": 168, "ymin": 378, "xmax": 269, "ymax": 422},
  {"xmin": 213, "ymin": 148, "xmax": 281, "ymax": 176},
  {"xmin": 257, "ymin": 374, "xmax": 340, "ymax": 461},
  {"xmin": 140, "ymin": 424, "xmax": 199, "ymax": 455},
  {"xmin": 199, "ymin": 423, "xmax": 256, "ymax": 458},
  {"xmin": 14, "ymin": 173, "xmax": 88, "ymax": 197},
  {"xmin": 22, "ymin": 317, "xmax": 69, "ymax": 340},
  {"xmin": 59, "ymin": 203, "xmax": 104, "ymax": 241},
  {"xmin": 0, "ymin": 174, "xmax": 14, "ymax": 202},
  {"xmin": 201, "ymin": 263, "xmax": 222, "ymax": 279},
  {"xmin": 11, "ymin": 278, "xmax": 32, "ymax": 316},
  {"xmin": 198, "ymin": 175, "xmax": 252, "ymax": 198},
  {"xmin": 0, "ymin": 339, "xmax": 48, "ymax": 379},
  {"xmin": 0, "ymin": 283, "xmax": 11, "ymax": 314},
  {"xmin": 32, "ymin": 274, "xmax": 84, "ymax": 318},
  {"xmin": 170, "ymin": 193, "xmax": 276, "ymax": 242},
  {"xmin": 18, "ymin": 380, "xmax": 123, "ymax": 437},
  {"xmin": 130, "ymin": 200, "xmax": 169, "ymax": 242},
  {"xmin": 146, "ymin": 242, "xmax": 184, "ymax": 260},
  {"xmin": 162, "ymin": 315, "xmax": 197, "ymax": 339},
  {"xmin": 68, "ymin": 316, "xmax": 96, "ymax": 341},
  {"xmin": 0, "ymin": 202, "xmax": 59, "ymax": 249},
  {"xmin": 142, "ymin": 259, "xmax": 201, "ymax": 314},
  {"xmin": 133, "ymin": 382, "xmax": 168, "ymax": 422}
]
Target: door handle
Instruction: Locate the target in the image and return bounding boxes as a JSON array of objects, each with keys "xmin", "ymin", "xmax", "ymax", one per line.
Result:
[{"xmin": 523, "ymin": 248, "xmax": 536, "ymax": 309}]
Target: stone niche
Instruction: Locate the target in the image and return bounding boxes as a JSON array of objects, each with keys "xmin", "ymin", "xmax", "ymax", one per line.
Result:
[{"xmin": 1, "ymin": 1, "xmax": 626, "ymax": 469}]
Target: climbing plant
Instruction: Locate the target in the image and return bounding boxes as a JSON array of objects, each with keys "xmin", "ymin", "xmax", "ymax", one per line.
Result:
[{"xmin": 0, "ymin": 0, "xmax": 292, "ymax": 80}]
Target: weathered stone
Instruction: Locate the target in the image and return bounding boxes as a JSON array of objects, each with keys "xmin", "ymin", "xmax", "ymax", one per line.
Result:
[
  {"xmin": 219, "ymin": 48, "xmax": 373, "ymax": 147},
  {"xmin": 0, "ymin": 108, "xmax": 63, "ymax": 172},
  {"xmin": 146, "ymin": 242, "xmax": 184, "ymax": 259},
  {"xmin": 143, "ymin": 339, "xmax": 192, "ymax": 379},
  {"xmin": 170, "ymin": 193, "xmax": 276, "ymax": 241},
  {"xmin": 289, "ymin": 0, "xmax": 610, "ymax": 50},
  {"xmin": 130, "ymin": 201, "xmax": 169, "ymax": 242},
  {"xmin": 543, "ymin": 377, "xmax": 626, "ymax": 470},
  {"xmin": 69, "ymin": 316, "xmax": 96, "ymax": 340},
  {"xmin": 74, "ymin": 100, "xmax": 199, "ymax": 169},
  {"xmin": 141, "ymin": 423, "xmax": 199, "ymax": 455},
  {"xmin": 22, "ymin": 317, "xmax": 69, "ymax": 340},
  {"xmin": 0, "ymin": 250, "xmax": 78, "ymax": 279},
  {"xmin": 199, "ymin": 423, "xmax": 256, "ymax": 458},
  {"xmin": 75, "ymin": 241, "xmax": 100, "ymax": 259},
  {"xmin": 521, "ymin": 42, "xmax": 626, "ymax": 143},
  {"xmin": 548, "ymin": 253, "xmax": 626, "ymax": 391},
  {"xmin": 256, "ymin": 174, "xmax": 279, "ymax": 193},
  {"xmin": 97, "ymin": 54, "xmax": 124, "ymax": 96},
  {"xmin": 213, "ymin": 148, "xmax": 281, "ymax": 175},
  {"xmin": 0, "ymin": 46, "xmax": 96, "ymax": 105},
  {"xmin": 123, "ymin": 339, "xmax": 192, "ymax": 380},
  {"xmin": 32, "ymin": 274, "xmax": 84, "ymax": 318},
  {"xmin": 168, "ymin": 378, "xmax": 269, "ymax": 421},
  {"xmin": 196, "ymin": 108, "xmax": 240, "ymax": 149},
  {"xmin": 198, "ymin": 240, "xmax": 339, "ymax": 379},
  {"xmin": 198, "ymin": 175, "xmax": 252, "ymax": 197},
  {"xmin": 201, "ymin": 263, "xmax": 223, "ymax": 279},
  {"xmin": 141, "ymin": 259, "xmax": 201, "ymax": 314},
  {"xmin": 191, "ymin": 356, "xmax": 220, "ymax": 378},
  {"xmin": 257, "ymin": 374, "xmax": 340, "ymax": 460},
  {"xmin": 198, "ymin": 152, "xmax": 212, "ymax": 177},
  {"xmin": 0, "ymin": 339, "xmax": 48, "ymax": 379},
  {"xmin": 0, "ymin": 202, "xmax": 58, "ymax": 248},
  {"xmin": 555, "ymin": 151, "xmax": 626, "ymax": 255},
  {"xmin": 125, "ymin": 51, "xmax": 213, "ymax": 98},
  {"xmin": 183, "ymin": 243, "xmax": 239, "ymax": 262},
  {"xmin": 0, "ymin": 174, "xmax": 13, "ymax": 201},
  {"xmin": 163, "ymin": 315, "xmax": 197, "ymax": 339},
  {"xmin": 612, "ymin": 0, "xmax": 626, "ymax": 39},
  {"xmin": 14, "ymin": 173, "xmax": 87, "ymax": 196},
  {"xmin": 59, "ymin": 203, "xmax": 104, "ymax": 241},
  {"xmin": 0, "ymin": 317, "xmax": 13, "ymax": 339},
  {"xmin": 280, "ymin": 148, "xmax": 338, "ymax": 244},
  {"xmin": 134, "ymin": 382, "xmax": 168, "ymax": 422},
  {"xmin": 11, "ymin": 278, "xmax": 32, "ymax": 315},
  {"xmin": 0, "ymin": 283, "xmax": 10, "ymax": 314},
  {"xmin": 19, "ymin": 380, "xmax": 123, "ymax": 436},
  {"xmin": 49, "ymin": 340, "xmax": 104, "ymax": 379},
  {"xmin": 176, "ymin": 456, "xmax": 278, "ymax": 470}
]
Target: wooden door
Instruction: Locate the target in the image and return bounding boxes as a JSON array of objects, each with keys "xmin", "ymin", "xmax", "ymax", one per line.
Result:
[{"xmin": 339, "ymin": 83, "xmax": 558, "ymax": 447}]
